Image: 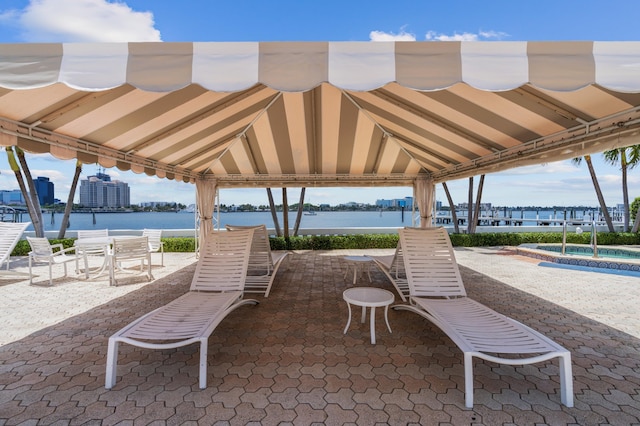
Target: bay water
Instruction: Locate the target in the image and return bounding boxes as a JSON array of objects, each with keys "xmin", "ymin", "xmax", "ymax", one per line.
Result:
[{"xmin": 33, "ymin": 208, "xmax": 603, "ymax": 233}]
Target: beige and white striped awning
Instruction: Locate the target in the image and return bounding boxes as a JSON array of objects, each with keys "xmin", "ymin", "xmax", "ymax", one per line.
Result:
[{"xmin": 2, "ymin": 41, "xmax": 640, "ymax": 188}]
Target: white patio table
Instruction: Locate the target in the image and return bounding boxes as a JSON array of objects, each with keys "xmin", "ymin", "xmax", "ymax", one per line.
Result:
[
  {"xmin": 343, "ymin": 287, "xmax": 394, "ymax": 344},
  {"xmin": 74, "ymin": 235, "xmax": 138, "ymax": 278}
]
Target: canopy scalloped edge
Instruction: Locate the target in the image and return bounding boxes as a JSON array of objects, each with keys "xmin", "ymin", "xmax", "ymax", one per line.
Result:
[{"xmin": 2, "ymin": 41, "xmax": 640, "ymax": 93}]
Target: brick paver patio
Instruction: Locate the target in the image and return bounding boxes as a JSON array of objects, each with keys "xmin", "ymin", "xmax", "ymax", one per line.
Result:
[{"xmin": 1, "ymin": 247, "xmax": 639, "ymax": 425}]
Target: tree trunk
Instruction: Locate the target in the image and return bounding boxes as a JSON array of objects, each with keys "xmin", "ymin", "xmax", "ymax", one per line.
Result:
[
  {"xmin": 16, "ymin": 149, "xmax": 44, "ymax": 236},
  {"xmin": 632, "ymin": 202, "xmax": 640, "ymax": 233},
  {"xmin": 57, "ymin": 161, "xmax": 82, "ymax": 238},
  {"xmin": 442, "ymin": 182, "xmax": 459, "ymax": 233},
  {"xmin": 471, "ymin": 175, "xmax": 485, "ymax": 234},
  {"xmin": 467, "ymin": 177, "xmax": 473, "ymax": 233},
  {"xmin": 5, "ymin": 147, "xmax": 44, "ymax": 237},
  {"xmin": 621, "ymin": 154, "xmax": 629, "ymax": 232},
  {"xmin": 266, "ymin": 188, "xmax": 281, "ymax": 237},
  {"xmin": 282, "ymin": 188, "xmax": 290, "ymax": 249},
  {"xmin": 585, "ymin": 155, "xmax": 615, "ymax": 232},
  {"xmin": 293, "ymin": 187, "xmax": 306, "ymax": 236}
]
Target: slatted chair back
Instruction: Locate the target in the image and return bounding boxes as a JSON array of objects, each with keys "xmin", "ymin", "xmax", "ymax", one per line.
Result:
[
  {"xmin": 112, "ymin": 236, "xmax": 150, "ymax": 260},
  {"xmin": 26, "ymin": 237, "xmax": 56, "ymax": 259},
  {"xmin": 26, "ymin": 236, "xmax": 79, "ymax": 285},
  {"xmin": 77, "ymin": 229, "xmax": 109, "ymax": 239},
  {"xmin": 142, "ymin": 229, "xmax": 163, "ymax": 251},
  {"xmin": 109, "ymin": 236, "xmax": 153, "ymax": 286},
  {"xmin": 142, "ymin": 229, "xmax": 164, "ymax": 265},
  {"xmin": 76, "ymin": 229, "xmax": 110, "ymax": 255},
  {"xmin": 0, "ymin": 222, "xmax": 30, "ymax": 271},
  {"xmin": 225, "ymin": 224, "xmax": 273, "ymax": 273},
  {"xmin": 190, "ymin": 229, "xmax": 254, "ymax": 293},
  {"xmin": 399, "ymin": 227, "xmax": 467, "ymax": 299}
]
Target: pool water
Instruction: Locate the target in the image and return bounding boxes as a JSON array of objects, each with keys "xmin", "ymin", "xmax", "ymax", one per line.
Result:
[
  {"xmin": 535, "ymin": 245, "xmax": 640, "ymax": 260},
  {"xmin": 515, "ymin": 243, "xmax": 640, "ymax": 276}
]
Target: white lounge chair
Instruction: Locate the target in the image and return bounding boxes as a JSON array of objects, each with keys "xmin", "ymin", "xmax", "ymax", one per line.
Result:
[
  {"xmin": 142, "ymin": 229, "xmax": 164, "ymax": 266},
  {"xmin": 394, "ymin": 227, "xmax": 573, "ymax": 408},
  {"xmin": 26, "ymin": 237, "xmax": 80, "ymax": 286},
  {"xmin": 225, "ymin": 224, "xmax": 288, "ymax": 297},
  {"xmin": 369, "ymin": 242, "xmax": 409, "ymax": 302},
  {"xmin": 105, "ymin": 228, "xmax": 257, "ymax": 390},
  {"xmin": 0, "ymin": 222, "xmax": 30, "ymax": 278},
  {"xmin": 108, "ymin": 236, "xmax": 153, "ymax": 286}
]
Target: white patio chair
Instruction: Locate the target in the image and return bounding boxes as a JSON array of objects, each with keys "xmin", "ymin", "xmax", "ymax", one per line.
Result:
[
  {"xmin": 0, "ymin": 222, "xmax": 31, "ymax": 278},
  {"xmin": 394, "ymin": 227, "xmax": 573, "ymax": 408},
  {"xmin": 225, "ymin": 224, "xmax": 288, "ymax": 297},
  {"xmin": 106, "ymin": 229, "xmax": 256, "ymax": 389},
  {"xmin": 75, "ymin": 229, "xmax": 110, "ymax": 277},
  {"xmin": 142, "ymin": 229, "xmax": 164, "ymax": 266},
  {"xmin": 26, "ymin": 237, "xmax": 80, "ymax": 286},
  {"xmin": 108, "ymin": 236, "xmax": 153, "ymax": 286}
]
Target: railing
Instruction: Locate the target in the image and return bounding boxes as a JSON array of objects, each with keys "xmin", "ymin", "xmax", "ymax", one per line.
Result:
[{"xmin": 591, "ymin": 220, "xmax": 599, "ymax": 258}]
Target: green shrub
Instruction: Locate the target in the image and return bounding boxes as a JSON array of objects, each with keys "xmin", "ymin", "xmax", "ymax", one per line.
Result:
[
  {"xmin": 162, "ymin": 237, "xmax": 196, "ymax": 252},
  {"xmin": 11, "ymin": 231, "xmax": 640, "ymax": 256}
]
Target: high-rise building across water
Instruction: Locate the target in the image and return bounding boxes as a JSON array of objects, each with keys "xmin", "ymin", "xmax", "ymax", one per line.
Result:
[{"xmin": 79, "ymin": 171, "xmax": 130, "ymax": 208}]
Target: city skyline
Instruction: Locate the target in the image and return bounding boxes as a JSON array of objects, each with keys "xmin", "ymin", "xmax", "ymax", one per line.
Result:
[{"xmin": 0, "ymin": 1, "xmax": 639, "ymax": 208}]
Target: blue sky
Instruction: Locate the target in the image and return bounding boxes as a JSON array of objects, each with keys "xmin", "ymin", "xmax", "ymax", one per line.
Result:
[{"xmin": 1, "ymin": 0, "xmax": 639, "ymax": 208}]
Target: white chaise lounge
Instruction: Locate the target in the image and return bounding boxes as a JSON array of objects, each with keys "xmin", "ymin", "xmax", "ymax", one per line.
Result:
[
  {"xmin": 394, "ymin": 227, "xmax": 573, "ymax": 408},
  {"xmin": 0, "ymin": 222, "xmax": 30, "ymax": 278},
  {"xmin": 105, "ymin": 229, "xmax": 257, "ymax": 389},
  {"xmin": 225, "ymin": 224, "xmax": 288, "ymax": 297}
]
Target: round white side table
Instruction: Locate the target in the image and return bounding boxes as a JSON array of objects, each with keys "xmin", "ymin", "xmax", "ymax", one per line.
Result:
[
  {"xmin": 343, "ymin": 287, "xmax": 394, "ymax": 344},
  {"xmin": 343, "ymin": 255, "xmax": 373, "ymax": 285}
]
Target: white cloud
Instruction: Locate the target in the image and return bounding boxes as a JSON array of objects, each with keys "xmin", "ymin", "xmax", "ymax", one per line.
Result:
[
  {"xmin": 425, "ymin": 30, "xmax": 508, "ymax": 41},
  {"xmin": 369, "ymin": 29, "xmax": 416, "ymax": 41},
  {"xmin": 10, "ymin": 0, "xmax": 161, "ymax": 42}
]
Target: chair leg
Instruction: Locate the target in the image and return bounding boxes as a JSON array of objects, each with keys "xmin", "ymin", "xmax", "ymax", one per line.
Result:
[
  {"xmin": 28, "ymin": 255, "xmax": 33, "ymax": 285},
  {"xmin": 83, "ymin": 253, "xmax": 89, "ymax": 279},
  {"xmin": 464, "ymin": 352, "xmax": 474, "ymax": 408},
  {"xmin": 199, "ymin": 338, "xmax": 208, "ymax": 389},
  {"xmin": 146, "ymin": 254, "xmax": 154, "ymax": 281},
  {"xmin": 105, "ymin": 338, "xmax": 119, "ymax": 389},
  {"xmin": 48, "ymin": 262, "xmax": 53, "ymax": 286},
  {"xmin": 559, "ymin": 353, "xmax": 574, "ymax": 407}
]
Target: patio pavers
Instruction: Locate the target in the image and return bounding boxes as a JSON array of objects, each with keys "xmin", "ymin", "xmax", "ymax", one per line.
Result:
[{"xmin": 1, "ymin": 248, "xmax": 639, "ymax": 425}]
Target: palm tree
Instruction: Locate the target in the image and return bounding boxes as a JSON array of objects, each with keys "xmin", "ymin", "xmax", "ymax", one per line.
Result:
[
  {"xmin": 572, "ymin": 155, "xmax": 615, "ymax": 232},
  {"xmin": 57, "ymin": 160, "xmax": 82, "ymax": 238},
  {"xmin": 466, "ymin": 175, "xmax": 485, "ymax": 234},
  {"xmin": 441, "ymin": 182, "xmax": 459, "ymax": 233},
  {"xmin": 266, "ymin": 188, "xmax": 281, "ymax": 237},
  {"xmin": 292, "ymin": 187, "xmax": 306, "ymax": 236},
  {"xmin": 603, "ymin": 145, "xmax": 640, "ymax": 232},
  {"xmin": 5, "ymin": 147, "xmax": 44, "ymax": 237},
  {"xmin": 472, "ymin": 175, "xmax": 486, "ymax": 234},
  {"xmin": 467, "ymin": 177, "xmax": 473, "ymax": 233}
]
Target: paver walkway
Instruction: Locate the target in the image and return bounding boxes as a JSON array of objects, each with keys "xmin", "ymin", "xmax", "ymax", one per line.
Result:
[{"xmin": 1, "ymin": 248, "xmax": 639, "ymax": 425}]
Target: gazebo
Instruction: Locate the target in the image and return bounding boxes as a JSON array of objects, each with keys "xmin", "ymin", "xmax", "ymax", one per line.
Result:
[{"xmin": 2, "ymin": 41, "xmax": 640, "ymax": 240}]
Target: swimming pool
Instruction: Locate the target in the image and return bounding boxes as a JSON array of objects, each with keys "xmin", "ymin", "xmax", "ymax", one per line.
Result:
[
  {"xmin": 515, "ymin": 244, "xmax": 640, "ymax": 275},
  {"xmin": 533, "ymin": 244, "xmax": 640, "ymax": 260}
]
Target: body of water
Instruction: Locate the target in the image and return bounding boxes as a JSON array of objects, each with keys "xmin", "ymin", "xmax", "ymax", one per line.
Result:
[{"xmin": 24, "ymin": 208, "xmax": 609, "ymax": 233}]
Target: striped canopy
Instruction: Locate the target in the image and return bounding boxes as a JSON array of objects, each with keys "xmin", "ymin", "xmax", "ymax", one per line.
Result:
[{"xmin": 2, "ymin": 41, "xmax": 640, "ymax": 188}]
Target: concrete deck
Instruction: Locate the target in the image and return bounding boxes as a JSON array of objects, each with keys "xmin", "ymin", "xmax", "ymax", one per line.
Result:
[{"xmin": 1, "ymin": 247, "xmax": 639, "ymax": 425}]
